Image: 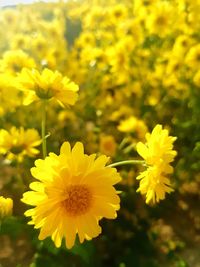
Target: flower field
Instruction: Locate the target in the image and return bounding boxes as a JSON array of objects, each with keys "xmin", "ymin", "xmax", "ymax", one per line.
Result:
[{"xmin": 0, "ymin": 0, "xmax": 200, "ymax": 266}]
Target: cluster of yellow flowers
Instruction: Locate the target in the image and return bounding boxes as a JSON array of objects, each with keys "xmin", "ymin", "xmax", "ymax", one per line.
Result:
[
  {"xmin": 136, "ymin": 125, "xmax": 177, "ymax": 204},
  {"xmin": 0, "ymin": 0, "xmax": 182, "ymax": 250}
]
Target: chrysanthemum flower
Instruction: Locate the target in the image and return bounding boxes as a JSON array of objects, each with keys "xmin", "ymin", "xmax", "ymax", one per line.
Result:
[
  {"xmin": 22, "ymin": 142, "xmax": 121, "ymax": 249},
  {"xmin": 0, "ymin": 196, "xmax": 13, "ymax": 220},
  {"xmin": 99, "ymin": 135, "xmax": 117, "ymax": 157},
  {"xmin": 118, "ymin": 116, "xmax": 148, "ymax": 140},
  {"xmin": 136, "ymin": 125, "xmax": 177, "ymax": 204},
  {"xmin": 0, "ymin": 50, "xmax": 36, "ymax": 74},
  {"xmin": 136, "ymin": 165, "xmax": 174, "ymax": 204},
  {"xmin": 145, "ymin": 2, "xmax": 175, "ymax": 37},
  {"xmin": 17, "ymin": 68, "xmax": 79, "ymax": 106},
  {"xmin": 0, "ymin": 127, "xmax": 41, "ymax": 161}
]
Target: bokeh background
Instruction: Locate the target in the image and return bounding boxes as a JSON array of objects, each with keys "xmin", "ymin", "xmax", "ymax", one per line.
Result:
[{"xmin": 0, "ymin": 0, "xmax": 200, "ymax": 266}]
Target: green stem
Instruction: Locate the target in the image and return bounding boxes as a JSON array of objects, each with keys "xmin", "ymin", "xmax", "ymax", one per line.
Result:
[
  {"xmin": 41, "ymin": 100, "xmax": 47, "ymax": 158},
  {"xmin": 107, "ymin": 160, "xmax": 145, "ymax": 168}
]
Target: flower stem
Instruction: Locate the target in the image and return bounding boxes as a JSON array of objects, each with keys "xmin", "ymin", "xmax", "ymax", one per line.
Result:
[
  {"xmin": 107, "ymin": 160, "xmax": 145, "ymax": 168},
  {"xmin": 41, "ymin": 100, "xmax": 47, "ymax": 158}
]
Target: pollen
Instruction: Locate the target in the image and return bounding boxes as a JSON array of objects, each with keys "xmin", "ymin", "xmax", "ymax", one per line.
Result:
[{"xmin": 62, "ymin": 185, "xmax": 92, "ymax": 216}]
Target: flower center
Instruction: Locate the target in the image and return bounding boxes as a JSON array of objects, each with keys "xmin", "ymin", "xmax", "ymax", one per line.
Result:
[{"xmin": 62, "ymin": 185, "xmax": 92, "ymax": 216}]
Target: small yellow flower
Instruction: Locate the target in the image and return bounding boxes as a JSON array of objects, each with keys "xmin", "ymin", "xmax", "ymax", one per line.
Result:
[
  {"xmin": 118, "ymin": 116, "xmax": 138, "ymax": 132},
  {"xmin": 0, "ymin": 127, "xmax": 41, "ymax": 161},
  {"xmin": 22, "ymin": 142, "xmax": 121, "ymax": 249},
  {"xmin": 136, "ymin": 125, "xmax": 177, "ymax": 204},
  {"xmin": 0, "ymin": 196, "xmax": 13, "ymax": 220},
  {"xmin": 17, "ymin": 68, "xmax": 79, "ymax": 106},
  {"xmin": 118, "ymin": 116, "xmax": 148, "ymax": 140},
  {"xmin": 99, "ymin": 135, "xmax": 117, "ymax": 157}
]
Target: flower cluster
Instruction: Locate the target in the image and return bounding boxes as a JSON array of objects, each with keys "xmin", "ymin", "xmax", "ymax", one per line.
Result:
[{"xmin": 136, "ymin": 125, "xmax": 177, "ymax": 204}]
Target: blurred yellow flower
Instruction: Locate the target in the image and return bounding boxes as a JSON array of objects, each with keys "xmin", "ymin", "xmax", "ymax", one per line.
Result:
[
  {"xmin": 136, "ymin": 125, "xmax": 177, "ymax": 204},
  {"xmin": 145, "ymin": 2, "xmax": 175, "ymax": 37},
  {"xmin": 118, "ymin": 116, "xmax": 148, "ymax": 140},
  {"xmin": 17, "ymin": 68, "xmax": 79, "ymax": 106},
  {"xmin": 0, "ymin": 50, "xmax": 36, "ymax": 74},
  {"xmin": 22, "ymin": 142, "xmax": 121, "ymax": 249},
  {"xmin": 185, "ymin": 44, "xmax": 200, "ymax": 69},
  {"xmin": 0, "ymin": 127, "xmax": 41, "ymax": 161},
  {"xmin": 0, "ymin": 196, "xmax": 13, "ymax": 220},
  {"xmin": 99, "ymin": 135, "xmax": 117, "ymax": 157},
  {"xmin": 118, "ymin": 116, "xmax": 138, "ymax": 132}
]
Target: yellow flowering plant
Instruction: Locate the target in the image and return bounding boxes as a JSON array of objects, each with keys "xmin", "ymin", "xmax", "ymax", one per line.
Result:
[
  {"xmin": 136, "ymin": 125, "xmax": 177, "ymax": 204},
  {"xmin": 1, "ymin": 0, "xmax": 199, "ymax": 266}
]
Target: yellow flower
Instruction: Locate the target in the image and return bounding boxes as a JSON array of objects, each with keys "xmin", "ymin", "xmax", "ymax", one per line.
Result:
[
  {"xmin": 145, "ymin": 2, "xmax": 175, "ymax": 37},
  {"xmin": 22, "ymin": 142, "xmax": 121, "ymax": 249},
  {"xmin": 17, "ymin": 68, "xmax": 79, "ymax": 106},
  {"xmin": 99, "ymin": 135, "xmax": 117, "ymax": 157},
  {"xmin": 137, "ymin": 166, "xmax": 174, "ymax": 204},
  {"xmin": 118, "ymin": 116, "xmax": 138, "ymax": 132},
  {"xmin": 137, "ymin": 125, "xmax": 177, "ymax": 168},
  {"xmin": 136, "ymin": 125, "xmax": 177, "ymax": 204},
  {"xmin": 172, "ymin": 35, "xmax": 194, "ymax": 56},
  {"xmin": 185, "ymin": 44, "xmax": 200, "ymax": 69},
  {"xmin": 0, "ymin": 196, "xmax": 13, "ymax": 220},
  {"xmin": 109, "ymin": 4, "xmax": 128, "ymax": 24},
  {"xmin": 118, "ymin": 116, "xmax": 148, "ymax": 140},
  {"xmin": 0, "ymin": 127, "xmax": 41, "ymax": 161},
  {"xmin": 0, "ymin": 50, "xmax": 36, "ymax": 74}
]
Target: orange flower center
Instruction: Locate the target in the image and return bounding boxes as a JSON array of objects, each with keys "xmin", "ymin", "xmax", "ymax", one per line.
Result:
[{"xmin": 63, "ymin": 185, "xmax": 92, "ymax": 216}]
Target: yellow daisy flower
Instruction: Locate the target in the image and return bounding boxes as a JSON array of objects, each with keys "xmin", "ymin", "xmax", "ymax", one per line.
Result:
[
  {"xmin": 22, "ymin": 142, "xmax": 121, "ymax": 249},
  {"xmin": 0, "ymin": 196, "xmax": 13, "ymax": 220},
  {"xmin": 136, "ymin": 166, "xmax": 174, "ymax": 204},
  {"xmin": 118, "ymin": 116, "xmax": 148, "ymax": 140},
  {"xmin": 145, "ymin": 2, "xmax": 175, "ymax": 37},
  {"xmin": 0, "ymin": 50, "xmax": 36, "ymax": 74},
  {"xmin": 17, "ymin": 68, "xmax": 79, "ymax": 106},
  {"xmin": 0, "ymin": 127, "xmax": 41, "ymax": 161},
  {"xmin": 99, "ymin": 135, "xmax": 117, "ymax": 157},
  {"xmin": 136, "ymin": 125, "xmax": 177, "ymax": 204},
  {"xmin": 137, "ymin": 125, "xmax": 177, "ymax": 168}
]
